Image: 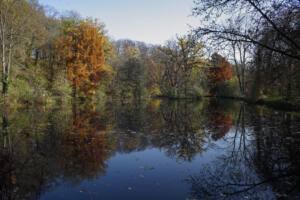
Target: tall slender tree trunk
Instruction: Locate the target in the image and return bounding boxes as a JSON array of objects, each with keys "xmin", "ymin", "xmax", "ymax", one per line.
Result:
[
  {"xmin": 1, "ymin": 31, "xmax": 8, "ymax": 95},
  {"xmin": 286, "ymin": 63, "xmax": 292, "ymax": 101},
  {"xmin": 72, "ymin": 81, "xmax": 77, "ymax": 98},
  {"xmin": 2, "ymin": 76, "xmax": 8, "ymax": 95},
  {"xmin": 241, "ymin": 66, "xmax": 245, "ymax": 94}
]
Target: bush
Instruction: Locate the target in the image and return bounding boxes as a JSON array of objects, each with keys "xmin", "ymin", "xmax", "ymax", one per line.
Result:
[
  {"xmin": 189, "ymin": 86, "xmax": 205, "ymax": 98},
  {"xmin": 9, "ymin": 78, "xmax": 39, "ymax": 105},
  {"xmin": 216, "ymin": 78, "xmax": 239, "ymax": 98}
]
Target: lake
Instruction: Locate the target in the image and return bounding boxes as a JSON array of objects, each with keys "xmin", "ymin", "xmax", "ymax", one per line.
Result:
[{"xmin": 0, "ymin": 99, "xmax": 299, "ymax": 200}]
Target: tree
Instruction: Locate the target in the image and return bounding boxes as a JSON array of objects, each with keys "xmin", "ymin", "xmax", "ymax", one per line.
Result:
[
  {"xmin": 117, "ymin": 46, "xmax": 144, "ymax": 99},
  {"xmin": 208, "ymin": 53, "xmax": 233, "ymax": 96},
  {"xmin": 0, "ymin": 0, "xmax": 35, "ymax": 96},
  {"xmin": 158, "ymin": 35, "xmax": 205, "ymax": 97},
  {"xmin": 192, "ymin": 0, "xmax": 300, "ymax": 61},
  {"xmin": 250, "ymin": 27, "xmax": 300, "ymax": 101},
  {"xmin": 231, "ymin": 40, "xmax": 250, "ymax": 95},
  {"xmin": 146, "ymin": 56, "xmax": 163, "ymax": 96},
  {"xmin": 109, "ymin": 39, "xmax": 148, "ymax": 100},
  {"xmin": 177, "ymin": 35, "xmax": 205, "ymax": 96},
  {"xmin": 55, "ymin": 20, "xmax": 106, "ymax": 98}
]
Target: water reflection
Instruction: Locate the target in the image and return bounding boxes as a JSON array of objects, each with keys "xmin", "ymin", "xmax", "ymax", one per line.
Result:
[
  {"xmin": 186, "ymin": 104, "xmax": 300, "ymax": 200},
  {"xmin": 56, "ymin": 103, "xmax": 109, "ymax": 181},
  {"xmin": 0, "ymin": 99, "xmax": 299, "ymax": 199},
  {"xmin": 207, "ymin": 99, "xmax": 233, "ymax": 141}
]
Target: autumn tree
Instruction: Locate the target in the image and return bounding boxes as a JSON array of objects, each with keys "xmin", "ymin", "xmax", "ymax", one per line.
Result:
[
  {"xmin": 193, "ymin": 0, "xmax": 300, "ymax": 101},
  {"xmin": 56, "ymin": 20, "xmax": 106, "ymax": 98},
  {"xmin": 208, "ymin": 53, "xmax": 233, "ymax": 96}
]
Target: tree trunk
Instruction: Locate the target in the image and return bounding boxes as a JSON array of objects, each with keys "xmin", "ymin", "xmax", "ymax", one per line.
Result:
[
  {"xmin": 2, "ymin": 76, "xmax": 8, "ymax": 94},
  {"xmin": 286, "ymin": 63, "xmax": 292, "ymax": 101},
  {"xmin": 1, "ymin": 28, "xmax": 7, "ymax": 95},
  {"xmin": 72, "ymin": 83, "xmax": 77, "ymax": 98},
  {"xmin": 249, "ymin": 68, "xmax": 262, "ymax": 102}
]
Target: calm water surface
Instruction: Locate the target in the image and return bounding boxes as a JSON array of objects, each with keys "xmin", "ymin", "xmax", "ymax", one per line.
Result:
[{"xmin": 0, "ymin": 99, "xmax": 300, "ymax": 200}]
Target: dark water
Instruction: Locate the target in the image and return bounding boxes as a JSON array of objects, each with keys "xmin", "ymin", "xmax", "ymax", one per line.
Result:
[{"xmin": 0, "ymin": 99, "xmax": 300, "ymax": 200}]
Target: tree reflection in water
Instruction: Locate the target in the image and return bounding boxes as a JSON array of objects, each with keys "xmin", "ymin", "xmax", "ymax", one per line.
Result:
[
  {"xmin": 152, "ymin": 101, "xmax": 208, "ymax": 161},
  {"xmin": 0, "ymin": 103, "xmax": 112, "ymax": 199},
  {"xmin": 186, "ymin": 104, "xmax": 300, "ymax": 200},
  {"xmin": 0, "ymin": 100, "xmax": 299, "ymax": 200},
  {"xmin": 107, "ymin": 100, "xmax": 211, "ymax": 161},
  {"xmin": 55, "ymin": 102, "xmax": 110, "ymax": 181},
  {"xmin": 207, "ymin": 99, "xmax": 233, "ymax": 141}
]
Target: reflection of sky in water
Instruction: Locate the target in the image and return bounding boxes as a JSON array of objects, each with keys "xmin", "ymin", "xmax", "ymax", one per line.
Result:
[
  {"xmin": 41, "ymin": 128, "xmax": 270, "ymax": 200},
  {"xmin": 42, "ymin": 148, "xmax": 206, "ymax": 200}
]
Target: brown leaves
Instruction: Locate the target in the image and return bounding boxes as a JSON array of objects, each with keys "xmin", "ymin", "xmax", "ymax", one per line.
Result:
[
  {"xmin": 208, "ymin": 53, "xmax": 233, "ymax": 95},
  {"xmin": 55, "ymin": 20, "xmax": 106, "ymax": 97}
]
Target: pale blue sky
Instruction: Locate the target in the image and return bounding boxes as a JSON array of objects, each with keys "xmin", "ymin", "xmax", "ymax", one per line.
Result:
[{"xmin": 41, "ymin": 0, "xmax": 198, "ymax": 44}]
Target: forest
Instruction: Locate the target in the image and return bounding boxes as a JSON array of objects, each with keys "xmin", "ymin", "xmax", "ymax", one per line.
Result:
[{"xmin": 0, "ymin": 0, "xmax": 299, "ymax": 109}]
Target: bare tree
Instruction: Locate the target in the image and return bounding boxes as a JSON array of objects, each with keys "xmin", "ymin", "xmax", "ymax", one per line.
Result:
[{"xmin": 192, "ymin": 0, "xmax": 300, "ymax": 61}]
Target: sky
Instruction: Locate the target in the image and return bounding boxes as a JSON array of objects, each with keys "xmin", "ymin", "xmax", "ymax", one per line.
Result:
[{"xmin": 41, "ymin": 0, "xmax": 199, "ymax": 45}]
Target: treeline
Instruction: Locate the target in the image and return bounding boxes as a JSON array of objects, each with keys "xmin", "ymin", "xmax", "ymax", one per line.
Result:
[
  {"xmin": 107, "ymin": 36, "xmax": 206, "ymax": 100},
  {"xmin": 1, "ymin": 0, "xmax": 299, "ymax": 107},
  {"xmin": 0, "ymin": 0, "xmax": 232, "ymax": 106}
]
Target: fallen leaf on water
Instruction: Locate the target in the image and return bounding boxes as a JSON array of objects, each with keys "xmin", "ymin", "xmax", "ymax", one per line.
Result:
[
  {"xmin": 140, "ymin": 166, "xmax": 154, "ymax": 170},
  {"xmin": 11, "ymin": 175, "xmax": 16, "ymax": 185},
  {"xmin": 139, "ymin": 174, "xmax": 145, "ymax": 178},
  {"xmin": 244, "ymin": 196, "xmax": 249, "ymax": 199},
  {"xmin": 144, "ymin": 167, "xmax": 155, "ymax": 170}
]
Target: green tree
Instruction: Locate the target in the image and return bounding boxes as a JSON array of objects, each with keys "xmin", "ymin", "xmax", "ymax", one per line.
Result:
[{"xmin": 0, "ymin": 0, "xmax": 35, "ymax": 96}]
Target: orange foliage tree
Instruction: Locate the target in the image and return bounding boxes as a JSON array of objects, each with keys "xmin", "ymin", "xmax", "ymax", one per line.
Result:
[
  {"xmin": 208, "ymin": 53, "xmax": 232, "ymax": 96},
  {"xmin": 55, "ymin": 20, "xmax": 105, "ymax": 98}
]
